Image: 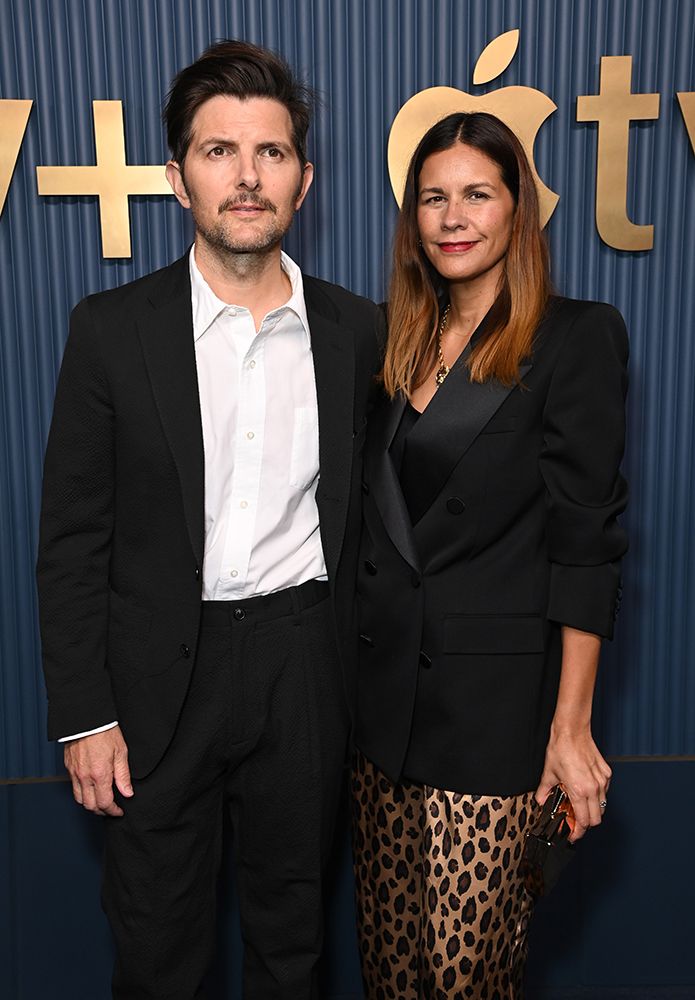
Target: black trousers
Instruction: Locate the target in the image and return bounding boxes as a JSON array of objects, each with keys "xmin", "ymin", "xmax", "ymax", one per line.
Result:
[{"xmin": 102, "ymin": 582, "xmax": 349, "ymax": 1000}]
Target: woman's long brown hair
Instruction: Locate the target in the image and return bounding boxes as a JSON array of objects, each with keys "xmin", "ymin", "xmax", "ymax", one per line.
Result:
[{"xmin": 383, "ymin": 112, "xmax": 551, "ymax": 397}]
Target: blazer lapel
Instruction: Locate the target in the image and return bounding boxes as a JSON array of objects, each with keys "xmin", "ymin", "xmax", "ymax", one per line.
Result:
[
  {"xmin": 368, "ymin": 394, "xmax": 421, "ymax": 572},
  {"xmin": 137, "ymin": 256, "xmax": 205, "ymax": 567},
  {"xmin": 401, "ymin": 357, "xmax": 532, "ymax": 525},
  {"xmin": 304, "ymin": 279, "xmax": 355, "ymax": 580}
]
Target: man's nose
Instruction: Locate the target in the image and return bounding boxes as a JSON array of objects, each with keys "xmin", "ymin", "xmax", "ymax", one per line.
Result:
[{"xmin": 235, "ymin": 152, "xmax": 261, "ymax": 190}]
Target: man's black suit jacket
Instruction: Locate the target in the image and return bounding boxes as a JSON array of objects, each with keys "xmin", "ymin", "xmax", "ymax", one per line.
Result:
[
  {"xmin": 37, "ymin": 253, "xmax": 383, "ymax": 778},
  {"xmin": 355, "ymin": 297, "xmax": 629, "ymax": 795}
]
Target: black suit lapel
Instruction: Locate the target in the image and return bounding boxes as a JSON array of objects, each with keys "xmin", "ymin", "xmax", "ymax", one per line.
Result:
[
  {"xmin": 137, "ymin": 256, "xmax": 205, "ymax": 566},
  {"xmin": 401, "ymin": 358, "xmax": 532, "ymax": 524},
  {"xmin": 304, "ymin": 279, "xmax": 355, "ymax": 580},
  {"xmin": 368, "ymin": 394, "xmax": 421, "ymax": 572}
]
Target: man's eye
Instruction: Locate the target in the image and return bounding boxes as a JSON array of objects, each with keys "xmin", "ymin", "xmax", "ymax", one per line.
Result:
[
  {"xmin": 209, "ymin": 146, "xmax": 227, "ymax": 157},
  {"xmin": 264, "ymin": 147, "xmax": 282, "ymax": 158}
]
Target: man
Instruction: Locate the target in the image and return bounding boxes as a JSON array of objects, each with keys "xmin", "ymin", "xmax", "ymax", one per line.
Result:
[{"xmin": 37, "ymin": 39, "xmax": 382, "ymax": 999}]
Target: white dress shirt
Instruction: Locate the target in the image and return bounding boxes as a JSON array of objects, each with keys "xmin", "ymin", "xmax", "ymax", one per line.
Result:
[
  {"xmin": 60, "ymin": 247, "xmax": 325, "ymax": 741},
  {"xmin": 192, "ymin": 246, "xmax": 326, "ymax": 598}
]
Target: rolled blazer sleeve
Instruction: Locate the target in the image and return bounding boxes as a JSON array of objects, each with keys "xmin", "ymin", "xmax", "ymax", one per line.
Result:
[
  {"xmin": 539, "ymin": 303, "xmax": 629, "ymax": 639},
  {"xmin": 36, "ymin": 297, "xmax": 118, "ymax": 739}
]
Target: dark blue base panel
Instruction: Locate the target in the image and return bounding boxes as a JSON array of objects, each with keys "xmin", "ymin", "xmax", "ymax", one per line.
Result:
[{"xmin": 1, "ymin": 761, "xmax": 693, "ymax": 998}]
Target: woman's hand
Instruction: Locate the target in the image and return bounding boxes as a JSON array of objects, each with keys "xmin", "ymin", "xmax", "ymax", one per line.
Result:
[
  {"xmin": 535, "ymin": 725, "xmax": 611, "ymax": 842},
  {"xmin": 536, "ymin": 625, "xmax": 612, "ymax": 842}
]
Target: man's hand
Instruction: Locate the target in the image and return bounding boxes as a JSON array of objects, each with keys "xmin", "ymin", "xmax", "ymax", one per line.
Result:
[{"xmin": 64, "ymin": 726, "xmax": 133, "ymax": 816}]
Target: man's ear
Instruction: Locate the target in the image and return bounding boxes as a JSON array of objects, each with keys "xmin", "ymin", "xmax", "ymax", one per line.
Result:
[
  {"xmin": 165, "ymin": 160, "xmax": 190, "ymax": 209},
  {"xmin": 294, "ymin": 161, "xmax": 314, "ymax": 210}
]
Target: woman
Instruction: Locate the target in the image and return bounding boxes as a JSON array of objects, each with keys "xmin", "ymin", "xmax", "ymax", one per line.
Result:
[{"xmin": 352, "ymin": 112, "xmax": 628, "ymax": 999}]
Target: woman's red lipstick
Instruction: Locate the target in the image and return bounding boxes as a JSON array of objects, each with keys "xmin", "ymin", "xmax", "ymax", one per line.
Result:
[{"xmin": 439, "ymin": 241, "xmax": 477, "ymax": 252}]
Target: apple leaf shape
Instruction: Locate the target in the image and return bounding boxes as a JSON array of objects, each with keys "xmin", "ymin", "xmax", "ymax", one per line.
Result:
[
  {"xmin": 677, "ymin": 93, "xmax": 695, "ymax": 154},
  {"xmin": 473, "ymin": 30, "xmax": 520, "ymax": 85}
]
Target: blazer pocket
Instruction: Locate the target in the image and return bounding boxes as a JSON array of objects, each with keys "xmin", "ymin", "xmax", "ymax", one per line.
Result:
[{"xmin": 443, "ymin": 614, "xmax": 544, "ymax": 654}]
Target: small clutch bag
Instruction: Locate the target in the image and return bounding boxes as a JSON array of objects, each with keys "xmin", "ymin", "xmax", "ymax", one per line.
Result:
[{"xmin": 520, "ymin": 784, "xmax": 576, "ymax": 898}]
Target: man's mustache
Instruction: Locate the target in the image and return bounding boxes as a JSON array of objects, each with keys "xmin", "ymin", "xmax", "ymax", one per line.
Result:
[{"xmin": 218, "ymin": 194, "xmax": 277, "ymax": 214}]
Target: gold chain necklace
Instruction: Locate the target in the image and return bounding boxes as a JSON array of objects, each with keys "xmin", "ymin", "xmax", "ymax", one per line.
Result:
[{"xmin": 435, "ymin": 305, "xmax": 451, "ymax": 385}]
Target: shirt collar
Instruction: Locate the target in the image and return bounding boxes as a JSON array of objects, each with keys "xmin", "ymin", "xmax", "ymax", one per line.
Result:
[{"xmin": 189, "ymin": 245, "xmax": 310, "ymax": 345}]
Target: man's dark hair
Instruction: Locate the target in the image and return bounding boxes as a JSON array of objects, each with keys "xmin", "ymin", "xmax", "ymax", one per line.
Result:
[{"xmin": 163, "ymin": 39, "xmax": 314, "ymax": 168}]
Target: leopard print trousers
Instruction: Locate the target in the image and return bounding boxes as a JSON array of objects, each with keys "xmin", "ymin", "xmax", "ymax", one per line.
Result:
[{"xmin": 351, "ymin": 750, "xmax": 541, "ymax": 1000}]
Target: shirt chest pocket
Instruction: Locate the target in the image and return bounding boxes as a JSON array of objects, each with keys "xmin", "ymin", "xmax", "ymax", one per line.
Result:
[{"xmin": 289, "ymin": 406, "xmax": 320, "ymax": 490}]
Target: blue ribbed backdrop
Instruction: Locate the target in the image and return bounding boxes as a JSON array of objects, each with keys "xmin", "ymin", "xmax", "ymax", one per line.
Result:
[{"xmin": 1, "ymin": 0, "xmax": 694, "ymax": 778}]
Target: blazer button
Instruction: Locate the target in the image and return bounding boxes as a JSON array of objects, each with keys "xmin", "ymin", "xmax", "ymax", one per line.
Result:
[
  {"xmin": 180, "ymin": 644, "xmax": 190, "ymax": 658},
  {"xmin": 359, "ymin": 633, "xmax": 375, "ymax": 647},
  {"xmin": 195, "ymin": 567, "xmax": 200, "ymax": 580},
  {"xmin": 233, "ymin": 608, "xmax": 246, "ymax": 621},
  {"xmin": 361, "ymin": 480, "xmax": 370, "ymax": 495},
  {"xmin": 446, "ymin": 496, "xmax": 466, "ymax": 515},
  {"xmin": 419, "ymin": 650, "xmax": 432, "ymax": 669},
  {"xmin": 411, "ymin": 574, "xmax": 421, "ymax": 588},
  {"xmin": 364, "ymin": 559, "xmax": 377, "ymax": 576}
]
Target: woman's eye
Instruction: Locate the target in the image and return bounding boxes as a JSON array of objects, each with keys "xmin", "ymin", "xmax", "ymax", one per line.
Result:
[
  {"xmin": 469, "ymin": 191, "xmax": 489, "ymax": 201},
  {"xmin": 425, "ymin": 195, "xmax": 445, "ymax": 204}
]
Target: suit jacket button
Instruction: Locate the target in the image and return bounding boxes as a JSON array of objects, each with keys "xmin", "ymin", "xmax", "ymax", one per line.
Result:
[
  {"xmin": 446, "ymin": 497, "xmax": 466, "ymax": 515},
  {"xmin": 233, "ymin": 608, "xmax": 246, "ymax": 621},
  {"xmin": 195, "ymin": 567, "xmax": 200, "ymax": 580},
  {"xmin": 359, "ymin": 633, "xmax": 375, "ymax": 647},
  {"xmin": 419, "ymin": 650, "xmax": 432, "ymax": 669},
  {"xmin": 362, "ymin": 480, "xmax": 370, "ymax": 495},
  {"xmin": 364, "ymin": 559, "xmax": 377, "ymax": 576},
  {"xmin": 180, "ymin": 644, "xmax": 190, "ymax": 658},
  {"xmin": 411, "ymin": 574, "xmax": 421, "ymax": 588}
]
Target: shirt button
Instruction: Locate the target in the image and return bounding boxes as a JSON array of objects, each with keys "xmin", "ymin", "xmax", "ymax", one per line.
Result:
[
  {"xmin": 230, "ymin": 569, "xmax": 238, "ymax": 578},
  {"xmin": 249, "ymin": 360, "xmax": 256, "ymax": 369},
  {"xmin": 246, "ymin": 431, "xmax": 255, "ymax": 440},
  {"xmin": 240, "ymin": 500, "xmax": 248, "ymax": 509},
  {"xmin": 233, "ymin": 608, "xmax": 246, "ymax": 622}
]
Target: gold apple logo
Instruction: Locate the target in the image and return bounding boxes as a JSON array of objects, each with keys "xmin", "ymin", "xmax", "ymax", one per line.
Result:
[{"xmin": 388, "ymin": 30, "xmax": 559, "ymax": 228}]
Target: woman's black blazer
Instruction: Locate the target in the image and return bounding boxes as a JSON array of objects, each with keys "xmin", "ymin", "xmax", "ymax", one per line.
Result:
[{"xmin": 355, "ymin": 297, "xmax": 629, "ymax": 795}]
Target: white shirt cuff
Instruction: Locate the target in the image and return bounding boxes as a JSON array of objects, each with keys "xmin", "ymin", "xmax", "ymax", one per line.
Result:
[{"xmin": 58, "ymin": 721, "xmax": 119, "ymax": 742}]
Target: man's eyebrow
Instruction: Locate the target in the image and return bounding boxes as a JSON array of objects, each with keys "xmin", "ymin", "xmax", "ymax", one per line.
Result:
[{"xmin": 195, "ymin": 137, "xmax": 294, "ymax": 151}]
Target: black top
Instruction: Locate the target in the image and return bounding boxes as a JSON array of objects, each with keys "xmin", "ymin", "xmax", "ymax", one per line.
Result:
[{"xmin": 389, "ymin": 400, "xmax": 420, "ymax": 514}]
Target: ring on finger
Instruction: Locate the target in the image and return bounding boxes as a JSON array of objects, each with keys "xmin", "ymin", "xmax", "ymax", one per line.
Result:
[{"xmin": 599, "ymin": 799, "xmax": 607, "ymax": 810}]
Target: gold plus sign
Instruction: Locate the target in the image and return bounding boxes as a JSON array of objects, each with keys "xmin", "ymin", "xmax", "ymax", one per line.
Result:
[{"xmin": 36, "ymin": 101, "xmax": 172, "ymax": 258}]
